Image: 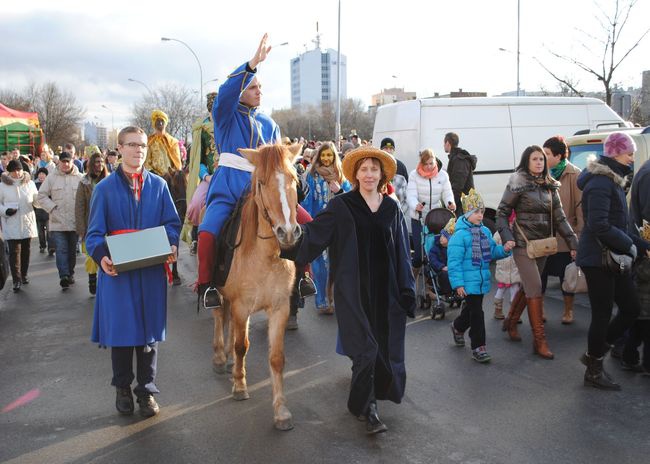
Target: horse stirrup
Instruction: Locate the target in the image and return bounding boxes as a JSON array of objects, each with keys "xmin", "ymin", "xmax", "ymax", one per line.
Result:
[{"xmin": 203, "ymin": 287, "xmax": 223, "ymax": 310}]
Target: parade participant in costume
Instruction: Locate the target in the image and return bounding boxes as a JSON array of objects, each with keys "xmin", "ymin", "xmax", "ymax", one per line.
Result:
[
  {"xmin": 144, "ymin": 110, "xmax": 182, "ymax": 177},
  {"xmin": 75, "ymin": 152, "xmax": 109, "ymax": 295},
  {"xmin": 197, "ymin": 34, "xmax": 281, "ymax": 308},
  {"xmin": 301, "ymin": 141, "xmax": 351, "ymax": 314},
  {"xmin": 283, "ymin": 146, "xmax": 415, "ymax": 434},
  {"xmin": 182, "ymin": 92, "xmax": 219, "ymax": 252},
  {"xmin": 86, "ymin": 126, "xmax": 181, "ymax": 417}
]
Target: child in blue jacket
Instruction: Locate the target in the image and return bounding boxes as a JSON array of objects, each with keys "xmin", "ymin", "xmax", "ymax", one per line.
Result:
[{"xmin": 448, "ymin": 189, "xmax": 513, "ymax": 363}]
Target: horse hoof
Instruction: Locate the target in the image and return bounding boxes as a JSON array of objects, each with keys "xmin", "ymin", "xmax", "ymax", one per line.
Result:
[
  {"xmin": 274, "ymin": 417, "xmax": 294, "ymax": 431},
  {"xmin": 213, "ymin": 363, "xmax": 227, "ymax": 374},
  {"xmin": 232, "ymin": 390, "xmax": 250, "ymax": 401}
]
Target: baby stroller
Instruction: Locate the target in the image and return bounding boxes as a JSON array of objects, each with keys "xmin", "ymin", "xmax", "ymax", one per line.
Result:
[{"xmin": 416, "ymin": 207, "xmax": 460, "ymax": 320}]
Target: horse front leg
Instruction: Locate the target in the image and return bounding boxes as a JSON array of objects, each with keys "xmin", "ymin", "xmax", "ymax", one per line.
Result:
[
  {"xmin": 267, "ymin": 301, "xmax": 293, "ymax": 431},
  {"xmin": 231, "ymin": 303, "xmax": 250, "ymax": 401}
]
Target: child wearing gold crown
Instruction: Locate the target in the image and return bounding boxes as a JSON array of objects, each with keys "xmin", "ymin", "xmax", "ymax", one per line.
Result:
[{"xmin": 448, "ymin": 189, "xmax": 514, "ymax": 362}]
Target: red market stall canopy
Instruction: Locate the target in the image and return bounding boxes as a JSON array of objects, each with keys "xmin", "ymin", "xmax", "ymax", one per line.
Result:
[{"xmin": 0, "ymin": 103, "xmax": 40, "ymax": 128}]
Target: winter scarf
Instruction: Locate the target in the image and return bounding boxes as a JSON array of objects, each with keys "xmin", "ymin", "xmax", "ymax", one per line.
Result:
[
  {"xmin": 550, "ymin": 159, "xmax": 567, "ymax": 180},
  {"xmin": 314, "ymin": 164, "xmax": 342, "ymax": 184},
  {"xmin": 470, "ymin": 225, "xmax": 491, "ymax": 266},
  {"xmin": 417, "ymin": 162, "xmax": 438, "ymax": 180}
]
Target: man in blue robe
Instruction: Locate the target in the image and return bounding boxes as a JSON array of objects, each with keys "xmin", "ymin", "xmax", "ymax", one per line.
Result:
[
  {"xmin": 197, "ymin": 33, "xmax": 281, "ymax": 308},
  {"xmin": 86, "ymin": 126, "xmax": 181, "ymax": 417}
]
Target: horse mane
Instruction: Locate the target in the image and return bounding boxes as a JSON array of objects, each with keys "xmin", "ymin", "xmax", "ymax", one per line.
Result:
[{"xmin": 239, "ymin": 145, "xmax": 298, "ymax": 254}]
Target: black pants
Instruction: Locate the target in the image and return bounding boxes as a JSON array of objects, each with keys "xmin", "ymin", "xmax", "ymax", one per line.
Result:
[
  {"xmin": 453, "ymin": 294, "xmax": 485, "ymax": 349},
  {"xmin": 622, "ymin": 320, "xmax": 650, "ymax": 369},
  {"xmin": 35, "ymin": 216, "xmax": 52, "ymax": 250},
  {"xmin": 8, "ymin": 238, "xmax": 31, "ymax": 282},
  {"xmin": 111, "ymin": 344, "xmax": 159, "ymax": 396},
  {"xmin": 437, "ymin": 270, "xmax": 452, "ymax": 295},
  {"xmin": 583, "ymin": 266, "xmax": 641, "ymax": 358}
]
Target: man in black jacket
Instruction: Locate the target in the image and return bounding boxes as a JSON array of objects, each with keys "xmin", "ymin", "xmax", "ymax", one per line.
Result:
[{"xmin": 444, "ymin": 132, "xmax": 477, "ymax": 216}]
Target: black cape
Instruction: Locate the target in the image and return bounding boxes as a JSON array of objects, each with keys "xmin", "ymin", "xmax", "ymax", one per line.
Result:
[{"xmin": 291, "ymin": 190, "xmax": 415, "ymax": 416}]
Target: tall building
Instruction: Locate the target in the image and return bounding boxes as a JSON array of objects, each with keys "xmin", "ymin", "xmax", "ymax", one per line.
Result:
[
  {"xmin": 291, "ymin": 46, "xmax": 347, "ymax": 108},
  {"xmin": 83, "ymin": 121, "xmax": 108, "ymax": 149}
]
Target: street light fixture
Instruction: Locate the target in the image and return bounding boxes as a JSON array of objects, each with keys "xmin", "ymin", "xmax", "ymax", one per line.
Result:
[
  {"xmin": 101, "ymin": 104, "xmax": 114, "ymax": 131},
  {"xmin": 161, "ymin": 36, "xmax": 203, "ymax": 107},
  {"xmin": 127, "ymin": 78, "xmax": 153, "ymax": 95}
]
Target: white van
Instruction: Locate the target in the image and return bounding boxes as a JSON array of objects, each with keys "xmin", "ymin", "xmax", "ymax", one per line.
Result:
[{"xmin": 373, "ymin": 96, "xmax": 626, "ymax": 229}]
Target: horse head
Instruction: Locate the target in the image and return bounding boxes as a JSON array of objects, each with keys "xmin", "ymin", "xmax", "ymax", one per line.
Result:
[{"xmin": 238, "ymin": 143, "xmax": 303, "ymax": 249}]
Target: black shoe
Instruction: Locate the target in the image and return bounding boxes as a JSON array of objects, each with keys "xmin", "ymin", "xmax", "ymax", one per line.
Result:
[
  {"xmin": 12, "ymin": 281, "xmax": 21, "ymax": 293},
  {"xmin": 620, "ymin": 358, "xmax": 644, "ymax": 372},
  {"xmin": 115, "ymin": 387, "xmax": 134, "ymax": 415},
  {"xmin": 286, "ymin": 314, "xmax": 298, "ymax": 330},
  {"xmin": 298, "ymin": 273, "xmax": 317, "ymax": 298},
  {"xmin": 39, "ymin": 247, "xmax": 46, "ymax": 253},
  {"xmin": 172, "ymin": 275, "xmax": 182, "ymax": 286},
  {"xmin": 60, "ymin": 276, "xmax": 70, "ymax": 290},
  {"xmin": 137, "ymin": 393, "xmax": 160, "ymax": 417},
  {"xmin": 365, "ymin": 403, "xmax": 387, "ymax": 434},
  {"xmin": 48, "ymin": 249, "xmax": 55, "ymax": 256},
  {"xmin": 199, "ymin": 284, "xmax": 222, "ymax": 310},
  {"xmin": 21, "ymin": 276, "xmax": 29, "ymax": 285},
  {"xmin": 69, "ymin": 275, "xmax": 75, "ymax": 285},
  {"xmin": 584, "ymin": 353, "xmax": 621, "ymax": 390}
]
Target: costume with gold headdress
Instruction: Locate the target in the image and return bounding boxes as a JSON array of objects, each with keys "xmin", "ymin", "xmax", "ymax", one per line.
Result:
[{"xmin": 144, "ymin": 109, "xmax": 181, "ymax": 176}]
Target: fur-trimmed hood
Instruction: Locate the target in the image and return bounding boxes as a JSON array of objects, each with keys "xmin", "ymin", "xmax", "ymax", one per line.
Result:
[
  {"xmin": 1, "ymin": 171, "xmax": 31, "ymax": 186},
  {"xmin": 577, "ymin": 157, "xmax": 630, "ymax": 191},
  {"xmin": 505, "ymin": 170, "xmax": 560, "ymax": 193}
]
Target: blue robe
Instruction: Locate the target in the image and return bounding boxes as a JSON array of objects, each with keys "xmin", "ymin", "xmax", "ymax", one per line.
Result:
[
  {"xmin": 200, "ymin": 62, "xmax": 281, "ymax": 237},
  {"xmin": 301, "ymin": 171, "xmax": 351, "ymax": 308},
  {"xmin": 86, "ymin": 167, "xmax": 181, "ymax": 347}
]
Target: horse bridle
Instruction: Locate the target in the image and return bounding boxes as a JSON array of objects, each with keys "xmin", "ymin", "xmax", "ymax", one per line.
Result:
[{"xmin": 255, "ymin": 180, "xmax": 276, "ymax": 240}]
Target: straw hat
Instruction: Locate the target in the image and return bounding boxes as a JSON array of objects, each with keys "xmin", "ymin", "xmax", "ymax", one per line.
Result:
[{"xmin": 342, "ymin": 146, "xmax": 397, "ymax": 184}]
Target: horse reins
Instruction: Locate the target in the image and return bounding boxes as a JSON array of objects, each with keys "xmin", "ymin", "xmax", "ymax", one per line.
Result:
[{"xmin": 256, "ymin": 181, "xmax": 277, "ymax": 240}]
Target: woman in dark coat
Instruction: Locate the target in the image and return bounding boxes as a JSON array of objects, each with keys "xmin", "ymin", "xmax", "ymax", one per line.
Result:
[
  {"xmin": 496, "ymin": 146, "xmax": 578, "ymax": 360},
  {"xmin": 285, "ymin": 146, "xmax": 415, "ymax": 434},
  {"xmin": 576, "ymin": 132, "xmax": 649, "ymax": 390}
]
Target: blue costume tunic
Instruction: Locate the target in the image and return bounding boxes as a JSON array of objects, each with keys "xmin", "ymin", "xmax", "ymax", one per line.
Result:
[
  {"xmin": 86, "ymin": 167, "xmax": 181, "ymax": 347},
  {"xmin": 200, "ymin": 62, "xmax": 281, "ymax": 237}
]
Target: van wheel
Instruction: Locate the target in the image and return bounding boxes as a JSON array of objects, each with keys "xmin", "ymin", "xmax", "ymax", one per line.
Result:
[{"xmin": 483, "ymin": 217, "xmax": 496, "ymax": 234}]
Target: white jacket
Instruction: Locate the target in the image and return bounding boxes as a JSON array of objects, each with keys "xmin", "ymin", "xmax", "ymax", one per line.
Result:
[
  {"xmin": 37, "ymin": 164, "xmax": 82, "ymax": 232},
  {"xmin": 406, "ymin": 169, "xmax": 454, "ymax": 220},
  {"xmin": 0, "ymin": 172, "xmax": 39, "ymax": 240}
]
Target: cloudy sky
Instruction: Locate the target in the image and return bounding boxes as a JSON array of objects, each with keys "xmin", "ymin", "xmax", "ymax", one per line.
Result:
[{"xmin": 2, "ymin": 0, "xmax": 649, "ymax": 129}]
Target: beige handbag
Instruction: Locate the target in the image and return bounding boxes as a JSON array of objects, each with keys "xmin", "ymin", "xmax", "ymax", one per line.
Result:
[
  {"xmin": 562, "ymin": 262, "xmax": 588, "ymax": 293},
  {"xmin": 514, "ymin": 192, "xmax": 558, "ymax": 259}
]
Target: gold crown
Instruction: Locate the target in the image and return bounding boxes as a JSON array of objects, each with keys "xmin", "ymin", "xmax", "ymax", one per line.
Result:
[
  {"xmin": 443, "ymin": 217, "xmax": 456, "ymax": 235},
  {"xmin": 461, "ymin": 188, "xmax": 485, "ymax": 214}
]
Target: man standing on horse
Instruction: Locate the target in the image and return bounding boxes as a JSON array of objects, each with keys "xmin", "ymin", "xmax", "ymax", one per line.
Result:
[
  {"xmin": 86, "ymin": 126, "xmax": 181, "ymax": 417},
  {"xmin": 197, "ymin": 33, "xmax": 281, "ymax": 308},
  {"xmin": 144, "ymin": 109, "xmax": 182, "ymax": 176}
]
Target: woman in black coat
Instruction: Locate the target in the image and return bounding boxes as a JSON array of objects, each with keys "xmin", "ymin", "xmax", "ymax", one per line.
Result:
[
  {"xmin": 284, "ymin": 146, "xmax": 415, "ymax": 434},
  {"xmin": 576, "ymin": 132, "xmax": 649, "ymax": 390}
]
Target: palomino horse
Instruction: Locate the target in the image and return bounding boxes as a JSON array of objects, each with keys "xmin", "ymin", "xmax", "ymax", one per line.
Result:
[
  {"xmin": 163, "ymin": 167, "xmax": 188, "ymax": 285},
  {"xmin": 213, "ymin": 143, "xmax": 303, "ymax": 431}
]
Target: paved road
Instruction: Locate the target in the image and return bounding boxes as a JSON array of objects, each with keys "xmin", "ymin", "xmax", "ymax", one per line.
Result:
[{"xmin": 1, "ymin": 243, "xmax": 648, "ymax": 464}]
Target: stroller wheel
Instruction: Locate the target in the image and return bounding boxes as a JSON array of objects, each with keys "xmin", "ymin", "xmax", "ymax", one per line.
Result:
[{"xmin": 431, "ymin": 304, "xmax": 445, "ymax": 320}]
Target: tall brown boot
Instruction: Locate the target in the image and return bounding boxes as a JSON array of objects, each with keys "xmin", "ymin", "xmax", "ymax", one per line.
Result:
[
  {"xmin": 493, "ymin": 298, "xmax": 504, "ymax": 320},
  {"xmin": 527, "ymin": 297, "xmax": 554, "ymax": 359},
  {"xmin": 503, "ymin": 290, "xmax": 527, "ymax": 341},
  {"xmin": 561, "ymin": 295, "xmax": 574, "ymax": 324}
]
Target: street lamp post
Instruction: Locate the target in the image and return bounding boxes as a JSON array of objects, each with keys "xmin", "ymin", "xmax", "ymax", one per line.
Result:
[
  {"xmin": 127, "ymin": 78, "xmax": 153, "ymax": 95},
  {"xmin": 516, "ymin": 0, "xmax": 521, "ymax": 96},
  {"xmin": 161, "ymin": 37, "xmax": 203, "ymax": 108},
  {"xmin": 335, "ymin": 0, "xmax": 342, "ymax": 147},
  {"xmin": 101, "ymin": 104, "xmax": 114, "ymax": 131}
]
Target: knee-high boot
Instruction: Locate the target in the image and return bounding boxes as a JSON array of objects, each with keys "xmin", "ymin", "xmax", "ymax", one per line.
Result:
[
  {"xmin": 503, "ymin": 289, "xmax": 526, "ymax": 341},
  {"xmin": 527, "ymin": 297, "xmax": 554, "ymax": 359}
]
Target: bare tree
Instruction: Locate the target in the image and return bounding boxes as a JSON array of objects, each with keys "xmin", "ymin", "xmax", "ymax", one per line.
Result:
[
  {"xmin": 131, "ymin": 84, "xmax": 202, "ymax": 142},
  {"xmin": 543, "ymin": 0, "xmax": 650, "ymax": 105}
]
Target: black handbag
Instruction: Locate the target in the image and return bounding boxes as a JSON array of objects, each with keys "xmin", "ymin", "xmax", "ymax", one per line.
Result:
[{"xmin": 596, "ymin": 238, "xmax": 634, "ymax": 275}]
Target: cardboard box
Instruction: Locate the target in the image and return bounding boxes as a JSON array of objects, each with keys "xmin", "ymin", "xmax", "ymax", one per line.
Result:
[{"xmin": 106, "ymin": 226, "xmax": 171, "ymax": 273}]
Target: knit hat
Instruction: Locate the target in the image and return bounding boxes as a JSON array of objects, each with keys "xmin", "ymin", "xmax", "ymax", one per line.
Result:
[
  {"xmin": 603, "ymin": 132, "xmax": 637, "ymax": 158},
  {"xmin": 461, "ymin": 188, "xmax": 485, "ymax": 217},
  {"xmin": 380, "ymin": 137, "xmax": 395, "ymax": 150},
  {"xmin": 440, "ymin": 217, "xmax": 456, "ymax": 239}
]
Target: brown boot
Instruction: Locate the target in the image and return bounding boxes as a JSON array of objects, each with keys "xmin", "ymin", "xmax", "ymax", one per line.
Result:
[
  {"xmin": 561, "ymin": 295, "xmax": 574, "ymax": 324},
  {"xmin": 503, "ymin": 290, "xmax": 526, "ymax": 341},
  {"xmin": 527, "ymin": 297, "xmax": 554, "ymax": 359},
  {"xmin": 493, "ymin": 298, "xmax": 504, "ymax": 320}
]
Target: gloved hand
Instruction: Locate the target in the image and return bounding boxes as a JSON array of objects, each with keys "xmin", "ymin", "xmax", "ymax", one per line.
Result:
[
  {"xmin": 629, "ymin": 244, "xmax": 637, "ymax": 260},
  {"xmin": 5, "ymin": 208, "xmax": 17, "ymax": 216}
]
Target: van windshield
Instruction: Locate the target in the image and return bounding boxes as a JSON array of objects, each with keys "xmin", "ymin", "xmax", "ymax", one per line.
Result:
[{"xmin": 569, "ymin": 144, "xmax": 602, "ymax": 170}]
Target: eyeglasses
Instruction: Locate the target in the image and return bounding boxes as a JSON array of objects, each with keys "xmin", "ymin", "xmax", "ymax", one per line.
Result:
[{"xmin": 122, "ymin": 142, "xmax": 147, "ymax": 149}]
